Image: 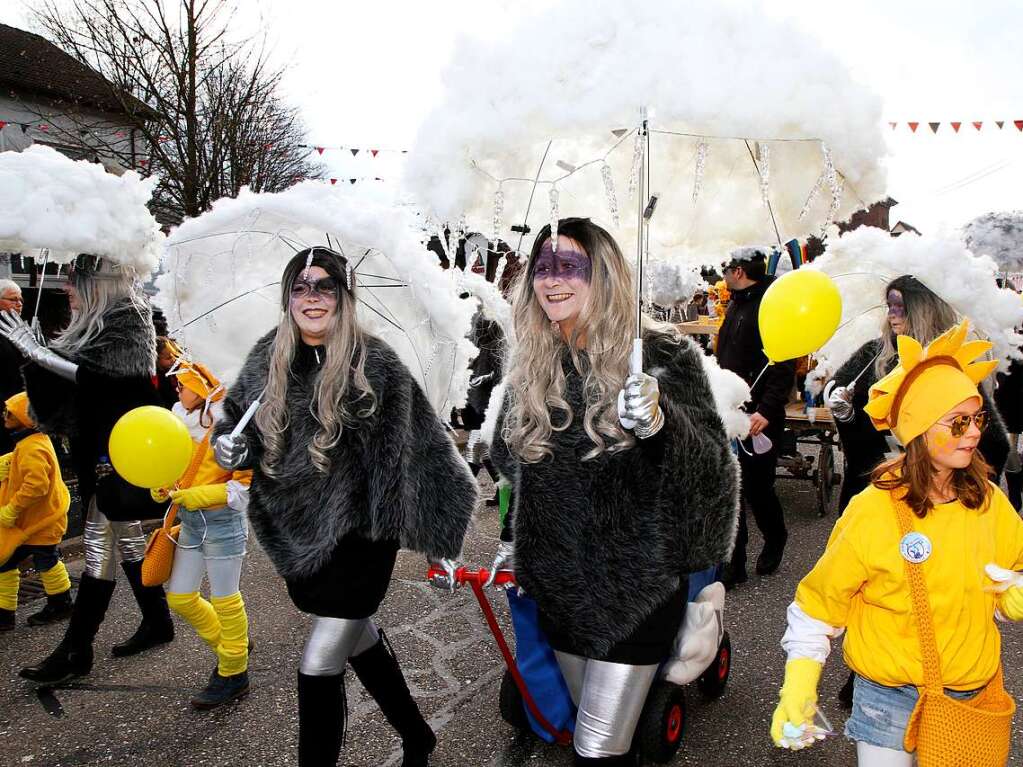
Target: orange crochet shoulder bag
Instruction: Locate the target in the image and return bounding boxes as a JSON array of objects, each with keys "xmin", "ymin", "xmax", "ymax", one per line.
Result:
[{"xmin": 895, "ymin": 500, "xmax": 1015, "ymax": 766}]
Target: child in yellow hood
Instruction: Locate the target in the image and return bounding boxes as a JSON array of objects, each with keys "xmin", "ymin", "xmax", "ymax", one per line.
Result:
[
  {"xmin": 152, "ymin": 358, "xmax": 253, "ymax": 709},
  {"xmin": 771, "ymin": 320, "xmax": 1023, "ymax": 765},
  {"xmin": 0, "ymin": 392, "xmax": 73, "ymax": 631}
]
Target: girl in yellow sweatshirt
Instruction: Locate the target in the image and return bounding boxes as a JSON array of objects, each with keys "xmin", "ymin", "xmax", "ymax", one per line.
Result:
[
  {"xmin": 772, "ymin": 320, "xmax": 1023, "ymax": 765},
  {"xmin": 153, "ymin": 359, "xmax": 252, "ymax": 709}
]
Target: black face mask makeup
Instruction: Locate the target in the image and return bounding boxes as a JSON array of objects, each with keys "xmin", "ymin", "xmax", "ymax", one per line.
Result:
[
  {"xmin": 886, "ymin": 290, "xmax": 906, "ymax": 319},
  {"xmin": 532, "ymin": 241, "xmax": 592, "ymax": 283}
]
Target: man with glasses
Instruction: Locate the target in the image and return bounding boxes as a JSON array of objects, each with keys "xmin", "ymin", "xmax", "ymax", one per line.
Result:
[
  {"xmin": 0, "ymin": 279, "xmax": 25, "ymax": 453},
  {"xmin": 715, "ymin": 249, "xmax": 796, "ymax": 588}
]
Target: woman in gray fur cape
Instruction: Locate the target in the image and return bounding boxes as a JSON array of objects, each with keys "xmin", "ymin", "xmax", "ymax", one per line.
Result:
[
  {"xmin": 213, "ymin": 247, "xmax": 476, "ymax": 767},
  {"xmin": 1, "ymin": 256, "xmax": 174, "ymax": 686},
  {"xmin": 488, "ymin": 219, "xmax": 739, "ymax": 766}
]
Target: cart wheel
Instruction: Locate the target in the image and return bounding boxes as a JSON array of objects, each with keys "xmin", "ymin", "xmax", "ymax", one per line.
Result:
[
  {"xmin": 696, "ymin": 631, "xmax": 732, "ymax": 700},
  {"xmin": 635, "ymin": 681, "xmax": 686, "ymax": 764},
  {"xmin": 498, "ymin": 668, "xmax": 530, "ymax": 731},
  {"xmin": 816, "ymin": 443, "xmax": 836, "ymax": 516}
]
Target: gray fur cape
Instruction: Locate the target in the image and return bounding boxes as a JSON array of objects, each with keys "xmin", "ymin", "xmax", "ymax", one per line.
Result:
[
  {"xmin": 215, "ymin": 331, "xmax": 477, "ymax": 581},
  {"xmin": 490, "ymin": 333, "xmax": 740, "ymax": 658}
]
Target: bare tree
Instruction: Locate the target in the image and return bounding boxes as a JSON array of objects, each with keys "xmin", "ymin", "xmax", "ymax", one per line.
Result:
[{"xmin": 29, "ymin": 0, "xmax": 321, "ymax": 223}]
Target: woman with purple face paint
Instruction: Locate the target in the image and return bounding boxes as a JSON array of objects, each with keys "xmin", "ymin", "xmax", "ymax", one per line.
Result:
[{"xmin": 488, "ymin": 218, "xmax": 739, "ymax": 766}]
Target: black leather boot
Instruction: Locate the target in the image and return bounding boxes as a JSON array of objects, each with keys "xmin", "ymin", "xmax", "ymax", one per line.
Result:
[
  {"xmin": 20, "ymin": 574, "xmax": 115, "ymax": 684},
  {"xmin": 27, "ymin": 590, "xmax": 73, "ymax": 626},
  {"xmin": 297, "ymin": 671, "xmax": 346, "ymax": 767},
  {"xmin": 111, "ymin": 560, "xmax": 174, "ymax": 657},
  {"xmin": 349, "ymin": 632, "xmax": 436, "ymax": 767}
]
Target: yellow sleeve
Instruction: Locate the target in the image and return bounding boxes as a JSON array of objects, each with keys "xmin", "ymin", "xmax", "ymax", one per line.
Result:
[
  {"xmin": 9, "ymin": 443, "xmax": 53, "ymax": 513},
  {"xmin": 230, "ymin": 469, "xmax": 253, "ymax": 487},
  {"xmin": 794, "ymin": 495, "xmax": 871, "ymax": 628},
  {"xmin": 989, "ymin": 485, "xmax": 1023, "ymax": 570}
]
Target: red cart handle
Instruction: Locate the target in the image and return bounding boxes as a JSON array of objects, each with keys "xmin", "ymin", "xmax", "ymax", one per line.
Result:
[{"xmin": 425, "ymin": 566, "xmax": 572, "ymax": 745}]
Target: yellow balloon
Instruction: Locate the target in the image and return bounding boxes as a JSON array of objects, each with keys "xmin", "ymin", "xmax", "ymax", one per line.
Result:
[
  {"xmin": 109, "ymin": 406, "xmax": 193, "ymax": 489},
  {"xmin": 758, "ymin": 269, "xmax": 842, "ymax": 362}
]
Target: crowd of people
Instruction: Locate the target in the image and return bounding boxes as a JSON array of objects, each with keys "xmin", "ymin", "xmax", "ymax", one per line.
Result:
[{"xmin": 1, "ymin": 216, "xmax": 1023, "ymax": 766}]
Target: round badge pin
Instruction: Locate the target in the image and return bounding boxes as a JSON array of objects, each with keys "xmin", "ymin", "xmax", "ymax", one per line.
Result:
[{"xmin": 900, "ymin": 532, "xmax": 932, "ymax": 564}]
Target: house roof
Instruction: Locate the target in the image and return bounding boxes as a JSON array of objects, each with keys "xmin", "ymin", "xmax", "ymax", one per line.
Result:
[{"xmin": 0, "ymin": 23, "xmax": 155, "ymax": 118}]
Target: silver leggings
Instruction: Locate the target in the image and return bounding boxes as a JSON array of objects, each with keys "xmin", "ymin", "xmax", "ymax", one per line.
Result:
[
  {"xmin": 299, "ymin": 616, "xmax": 380, "ymax": 676},
  {"xmin": 555, "ymin": 651, "xmax": 659, "ymax": 758},
  {"xmin": 83, "ymin": 500, "xmax": 147, "ymax": 581}
]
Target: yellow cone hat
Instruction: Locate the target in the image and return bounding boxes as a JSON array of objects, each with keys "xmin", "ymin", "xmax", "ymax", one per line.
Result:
[{"xmin": 864, "ymin": 320, "xmax": 997, "ymax": 445}]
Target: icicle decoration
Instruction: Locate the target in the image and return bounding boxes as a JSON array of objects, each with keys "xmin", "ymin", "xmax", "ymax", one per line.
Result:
[
  {"xmin": 601, "ymin": 162, "xmax": 620, "ymax": 228},
  {"xmin": 824, "ymin": 178, "xmax": 844, "ymax": 236},
  {"xmin": 549, "ymin": 185, "xmax": 560, "ymax": 250},
  {"xmin": 491, "ymin": 184, "xmax": 505, "ymax": 248},
  {"xmin": 627, "ymin": 130, "xmax": 644, "ymax": 199},
  {"xmin": 692, "ymin": 141, "xmax": 708, "ymax": 203},
  {"xmin": 798, "ymin": 172, "xmax": 825, "ymax": 221},
  {"xmin": 820, "ymin": 142, "xmax": 843, "ymax": 233},
  {"xmin": 757, "ymin": 142, "xmax": 771, "ymax": 209}
]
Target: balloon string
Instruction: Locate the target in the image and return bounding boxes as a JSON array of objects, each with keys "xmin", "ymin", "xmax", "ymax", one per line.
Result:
[{"xmin": 749, "ymin": 361, "xmax": 772, "ymax": 391}]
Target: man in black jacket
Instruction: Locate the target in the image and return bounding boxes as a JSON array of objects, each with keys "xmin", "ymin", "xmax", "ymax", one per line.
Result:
[{"xmin": 715, "ymin": 249, "xmax": 795, "ymax": 587}]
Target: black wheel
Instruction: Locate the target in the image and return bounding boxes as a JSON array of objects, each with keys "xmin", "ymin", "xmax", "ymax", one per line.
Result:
[
  {"xmin": 696, "ymin": 631, "xmax": 732, "ymax": 700},
  {"xmin": 634, "ymin": 681, "xmax": 686, "ymax": 764},
  {"xmin": 498, "ymin": 668, "xmax": 530, "ymax": 731},
  {"xmin": 816, "ymin": 443, "xmax": 836, "ymax": 516}
]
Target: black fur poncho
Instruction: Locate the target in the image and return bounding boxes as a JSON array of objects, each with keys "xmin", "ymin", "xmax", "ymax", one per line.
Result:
[
  {"xmin": 215, "ymin": 331, "xmax": 478, "ymax": 581},
  {"xmin": 491, "ymin": 333, "xmax": 740, "ymax": 658}
]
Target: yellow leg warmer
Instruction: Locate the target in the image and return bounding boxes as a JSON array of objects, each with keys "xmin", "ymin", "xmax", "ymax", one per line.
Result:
[
  {"xmin": 39, "ymin": 561, "xmax": 71, "ymax": 596},
  {"xmin": 0, "ymin": 569, "xmax": 19, "ymax": 611},
  {"xmin": 211, "ymin": 592, "xmax": 248, "ymax": 676},
  {"xmin": 167, "ymin": 591, "xmax": 221, "ymax": 651}
]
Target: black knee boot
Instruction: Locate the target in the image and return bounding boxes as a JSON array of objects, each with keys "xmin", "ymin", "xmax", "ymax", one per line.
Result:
[
  {"xmin": 297, "ymin": 671, "xmax": 346, "ymax": 767},
  {"xmin": 111, "ymin": 560, "xmax": 174, "ymax": 657},
  {"xmin": 20, "ymin": 574, "xmax": 115, "ymax": 684},
  {"xmin": 349, "ymin": 632, "xmax": 436, "ymax": 767},
  {"xmin": 573, "ymin": 753, "xmax": 638, "ymax": 766}
]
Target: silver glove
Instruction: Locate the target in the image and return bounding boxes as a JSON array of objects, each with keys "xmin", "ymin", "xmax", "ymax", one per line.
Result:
[
  {"xmin": 0, "ymin": 310, "xmax": 78, "ymax": 381},
  {"xmin": 213, "ymin": 433, "xmax": 249, "ymax": 470},
  {"xmin": 825, "ymin": 381, "xmax": 855, "ymax": 423},
  {"xmin": 620, "ymin": 372, "xmax": 664, "ymax": 438},
  {"xmin": 428, "ymin": 556, "xmax": 458, "ymax": 593},
  {"xmin": 484, "ymin": 541, "xmax": 515, "ymax": 588}
]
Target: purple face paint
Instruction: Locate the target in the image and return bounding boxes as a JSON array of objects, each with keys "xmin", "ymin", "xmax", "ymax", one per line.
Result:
[
  {"xmin": 886, "ymin": 290, "xmax": 906, "ymax": 319},
  {"xmin": 532, "ymin": 240, "xmax": 592, "ymax": 283}
]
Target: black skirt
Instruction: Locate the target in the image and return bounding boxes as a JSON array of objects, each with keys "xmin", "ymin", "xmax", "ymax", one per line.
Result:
[
  {"xmin": 285, "ymin": 533, "xmax": 399, "ymax": 619},
  {"xmin": 539, "ymin": 582, "xmax": 688, "ymax": 666}
]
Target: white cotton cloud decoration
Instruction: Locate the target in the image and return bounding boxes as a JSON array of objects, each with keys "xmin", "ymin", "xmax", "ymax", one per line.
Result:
[
  {"xmin": 962, "ymin": 211, "xmax": 1023, "ymax": 273},
  {"xmin": 406, "ymin": 0, "xmax": 887, "ymax": 263},
  {"xmin": 0, "ymin": 145, "xmax": 163, "ymax": 274},
  {"xmin": 156, "ymin": 181, "xmax": 477, "ymax": 412}
]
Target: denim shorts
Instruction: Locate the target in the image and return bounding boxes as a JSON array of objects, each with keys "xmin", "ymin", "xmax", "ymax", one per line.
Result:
[
  {"xmin": 177, "ymin": 508, "xmax": 248, "ymax": 560},
  {"xmin": 845, "ymin": 674, "xmax": 981, "ymax": 750}
]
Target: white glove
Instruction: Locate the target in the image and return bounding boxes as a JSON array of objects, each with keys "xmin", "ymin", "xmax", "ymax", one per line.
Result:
[
  {"xmin": 984, "ymin": 563, "xmax": 1023, "ymax": 593},
  {"xmin": 214, "ymin": 433, "xmax": 249, "ymax": 470},
  {"xmin": 428, "ymin": 556, "xmax": 458, "ymax": 593},
  {"xmin": 825, "ymin": 380, "xmax": 855, "ymax": 423},
  {"xmin": 618, "ymin": 373, "xmax": 664, "ymax": 439},
  {"xmin": 0, "ymin": 310, "xmax": 77, "ymax": 381},
  {"xmin": 484, "ymin": 541, "xmax": 515, "ymax": 588}
]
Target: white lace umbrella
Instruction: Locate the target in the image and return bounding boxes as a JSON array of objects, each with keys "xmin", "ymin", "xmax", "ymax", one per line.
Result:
[{"xmin": 155, "ymin": 182, "xmax": 478, "ymax": 414}]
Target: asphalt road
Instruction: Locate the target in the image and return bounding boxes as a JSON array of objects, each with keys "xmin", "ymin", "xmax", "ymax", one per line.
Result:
[{"xmin": 3, "ymin": 463, "xmax": 1023, "ymax": 767}]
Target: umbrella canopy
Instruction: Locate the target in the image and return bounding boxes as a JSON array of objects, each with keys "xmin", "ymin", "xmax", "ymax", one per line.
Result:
[{"xmin": 155, "ymin": 182, "xmax": 478, "ymax": 413}]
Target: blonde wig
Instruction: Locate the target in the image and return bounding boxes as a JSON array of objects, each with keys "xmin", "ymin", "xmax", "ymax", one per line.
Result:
[
  {"xmin": 876, "ymin": 275, "xmax": 958, "ymax": 379},
  {"xmin": 51, "ymin": 258, "xmax": 146, "ymax": 358},
  {"xmin": 504, "ymin": 218, "xmax": 676, "ymax": 462},
  {"xmin": 256, "ymin": 248, "xmax": 376, "ymax": 475}
]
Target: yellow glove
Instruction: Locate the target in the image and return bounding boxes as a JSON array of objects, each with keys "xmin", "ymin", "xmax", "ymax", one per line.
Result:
[
  {"xmin": 150, "ymin": 487, "xmax": 171, "ymax": 503},
  {"xmin": 0, "ymin": 452, "xmax": 12, "ymax": 482},
  {"xmin": 998, "ymin": 585, "xmax": 1023, "ymax": 622},
  {"xmin": 771, "ymin": 658, "xmax": 823, "ymax": 747},
  {"xmin": 169, "ymin": 484, "xmax": 229, "ymax": 511},
  {"xmin": 0, "ymin": 503, "xmax": 19, "ymax": 528}
]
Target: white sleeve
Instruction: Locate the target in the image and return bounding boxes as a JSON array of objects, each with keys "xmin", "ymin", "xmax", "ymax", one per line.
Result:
[
  {"xmin": 780, "ymin": 601, "xmax": 844, "ymax": 664},
  {"xmin": 226, "ymin": 480, "xmax": 250, "ymax": 514}
]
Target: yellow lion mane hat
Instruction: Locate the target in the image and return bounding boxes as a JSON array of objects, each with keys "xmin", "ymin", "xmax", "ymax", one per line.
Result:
[
  {"xmin": 864, "ymin": 320, "xmax": 997, "ymax": 445},
  {"xmin": 174, "ymin": 359, "xmax": 225, "ymax": 403}
]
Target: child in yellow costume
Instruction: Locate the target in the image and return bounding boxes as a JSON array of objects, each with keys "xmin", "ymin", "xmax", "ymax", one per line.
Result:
[
  {"xmin": 154, "ymin": 359, "xmax": 253, "ymax": 709},
  {"xmin": 0, "ymin": 392, "xmax": 72, "ymax": 631},
  {"xmin": 771, "ymin": 320, "xmax": 1023, "ymax": 766}
]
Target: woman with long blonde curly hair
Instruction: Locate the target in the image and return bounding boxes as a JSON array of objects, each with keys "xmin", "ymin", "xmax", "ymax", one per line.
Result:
[
  {"xmin": 489, "ymin": 218, "xmax": 739, "ymax": 766},
  {"xmin": 213, "ymin": 247, "xmax": 476, "ymax": 766}
]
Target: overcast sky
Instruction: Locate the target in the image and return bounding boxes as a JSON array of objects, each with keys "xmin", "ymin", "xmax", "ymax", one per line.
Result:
[{"xmin": 2, "ymin": 0, "xmax": 1020, "ymax": 235}]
